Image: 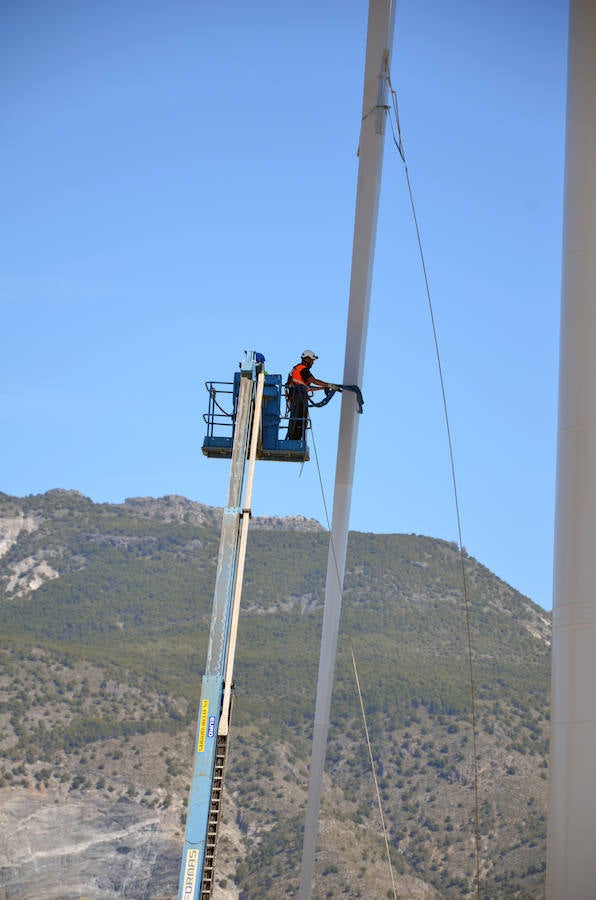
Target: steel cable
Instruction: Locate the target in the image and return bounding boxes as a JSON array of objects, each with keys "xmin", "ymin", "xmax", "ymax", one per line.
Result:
[{"xmin": 385, "ymin": 62, "xmax": 482, "ymax": 899}]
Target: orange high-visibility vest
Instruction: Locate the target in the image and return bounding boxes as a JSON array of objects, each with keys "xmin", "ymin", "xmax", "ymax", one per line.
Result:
[{"xmin": 290, "ymin": 363, "xmax": 310, "ymax": 386}]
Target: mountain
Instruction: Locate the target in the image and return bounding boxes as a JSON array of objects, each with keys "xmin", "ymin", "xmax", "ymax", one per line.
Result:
[{"xmin": 0, "ymin": 490, "xmax": 551, "ymax": 899}]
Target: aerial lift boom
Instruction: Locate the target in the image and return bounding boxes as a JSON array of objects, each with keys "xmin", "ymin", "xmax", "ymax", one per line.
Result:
[
  {"xmin": 178, "ymin": 351, "xmax": 265, "ymax": 899},
  {"xmin": 178, "ymin": 350, "xmax": 309, "ymax": 899}
]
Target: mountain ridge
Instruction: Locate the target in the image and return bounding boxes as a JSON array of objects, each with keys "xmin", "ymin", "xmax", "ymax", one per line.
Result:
[{"xmin": 0, "ymin": 490, "xmax": 551, "ymax": 898}]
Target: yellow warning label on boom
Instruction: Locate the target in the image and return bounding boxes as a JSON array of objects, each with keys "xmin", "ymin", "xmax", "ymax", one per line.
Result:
[{"xmin": 197, "ymin": 699, "xmax": 209, "ymax": 752}]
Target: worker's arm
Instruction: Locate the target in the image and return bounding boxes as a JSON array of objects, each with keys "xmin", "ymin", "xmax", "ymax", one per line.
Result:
[{"xmin": 309, "ymin": 376, "xmax": 338, "ymax": 390}]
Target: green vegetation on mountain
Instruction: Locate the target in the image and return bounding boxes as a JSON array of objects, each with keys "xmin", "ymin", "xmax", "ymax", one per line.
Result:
[{"xmin": 0, "ymin": 490, "xmax": 551, "ymax": 898}]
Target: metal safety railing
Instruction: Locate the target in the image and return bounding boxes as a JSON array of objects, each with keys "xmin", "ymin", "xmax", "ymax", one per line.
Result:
[
  {"xmin": 202, "ymin": 382, "xmax": 235, "ymax": 440},
  {"xmin": 202, "ymin": 380, "xmax": 307, "ymax": 440}
]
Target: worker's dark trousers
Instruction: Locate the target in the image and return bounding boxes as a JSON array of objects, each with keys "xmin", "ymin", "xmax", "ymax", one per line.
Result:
[{"xmin": 287, "ymin": 385, "xmax": 308, "ymax": 440}]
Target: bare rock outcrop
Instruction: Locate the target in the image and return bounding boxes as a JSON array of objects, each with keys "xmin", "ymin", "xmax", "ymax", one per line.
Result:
[{"xmin": 0, "ymin": 790, "xmax": 179, "ymax": 900}]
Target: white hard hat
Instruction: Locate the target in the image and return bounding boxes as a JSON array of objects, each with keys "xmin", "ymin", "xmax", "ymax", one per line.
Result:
[{"xmin": 301, "ymin": 349, "xmax": 318, "ymax": 360}]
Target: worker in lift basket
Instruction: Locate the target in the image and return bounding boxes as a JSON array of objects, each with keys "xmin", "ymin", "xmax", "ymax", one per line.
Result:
[{"xmin": 286, "ymin": 350, "xmax": 338, "ymax": 440}]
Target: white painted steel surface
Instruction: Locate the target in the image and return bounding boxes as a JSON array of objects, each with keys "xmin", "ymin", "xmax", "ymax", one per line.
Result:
[
  {"xmin": 547, "ymin": 0, "xmax": 596, "ymax": 896},
  {"xmin": 219, "ymin": 369, "xmax": 265, "ymax": 737},
  {"xmin": 298, "ymin": 2, "xmax": 395, "ymax": 896}
]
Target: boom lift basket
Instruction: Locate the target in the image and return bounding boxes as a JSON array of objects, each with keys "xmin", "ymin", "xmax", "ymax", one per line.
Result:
[{"xmin": 202, "ymin": 373, "xmax": 309, "ymax": 462}]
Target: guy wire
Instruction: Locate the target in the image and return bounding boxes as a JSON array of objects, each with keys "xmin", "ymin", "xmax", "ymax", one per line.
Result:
[
  {"xmin": 385, "ymin": 62, "xmax": 482, "ymax": 898},
  {"xmin": 309, "ymin": 422, "xmax": 398, "ymax": 900}
]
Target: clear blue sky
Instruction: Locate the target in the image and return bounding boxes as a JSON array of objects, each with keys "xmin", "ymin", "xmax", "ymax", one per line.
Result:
[{"xmin": 1, "ymin": 0, "xmax": 568, "ymax": 610}]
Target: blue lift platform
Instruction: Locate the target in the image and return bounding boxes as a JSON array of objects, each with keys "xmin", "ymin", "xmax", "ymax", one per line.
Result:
[
  {"xmin": 178, "ymin": 352, "xmax": 309, "ymax": 900},
  {"xmin": 202, "ymin": 370, "xmax": 310, "ymax": 462}
]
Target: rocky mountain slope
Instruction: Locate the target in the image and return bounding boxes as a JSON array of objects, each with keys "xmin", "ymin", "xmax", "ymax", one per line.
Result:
[{"xmin": 0, "ymin": 490, "xmax": 551, "ymax": 898}]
